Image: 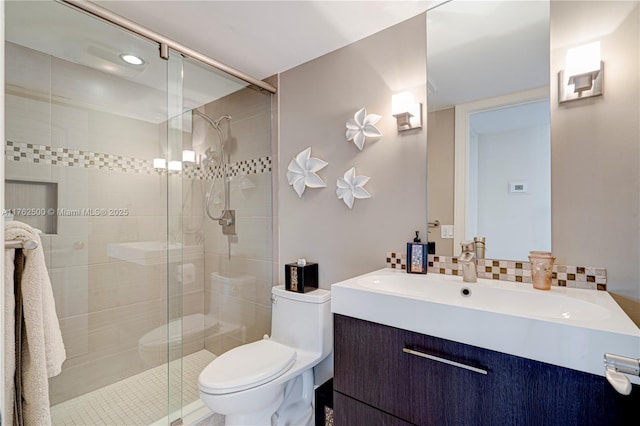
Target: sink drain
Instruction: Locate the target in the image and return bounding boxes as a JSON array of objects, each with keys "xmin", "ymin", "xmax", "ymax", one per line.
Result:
[{"xmin": 460, "ymin": 287, "xmax": 472, "ymax": 297}]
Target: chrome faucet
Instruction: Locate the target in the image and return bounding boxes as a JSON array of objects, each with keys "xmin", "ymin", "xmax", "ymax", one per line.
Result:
[{"xmin": 459, "ymin": 241, "xmax": 478, "ymax": 283}]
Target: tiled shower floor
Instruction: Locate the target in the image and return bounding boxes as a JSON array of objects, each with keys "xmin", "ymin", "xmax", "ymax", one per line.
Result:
[{"xmin": 51, "ymin": 350, "xmax": 217, "ymax": 426}]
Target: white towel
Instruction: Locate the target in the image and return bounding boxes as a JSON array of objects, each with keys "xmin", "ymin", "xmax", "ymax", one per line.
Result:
[
  {"xmin": 4, "ymin": 243, "xmax": 17, "ymax": 425},
  {"xmin": 4, "ymin": 221, "xmax": 66, "ymax": 425}
]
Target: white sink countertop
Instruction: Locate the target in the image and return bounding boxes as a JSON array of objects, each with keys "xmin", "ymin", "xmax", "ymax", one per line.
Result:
[{"xmin": 331, "ymin": 268, "xmax": 640, "ymax": 383}]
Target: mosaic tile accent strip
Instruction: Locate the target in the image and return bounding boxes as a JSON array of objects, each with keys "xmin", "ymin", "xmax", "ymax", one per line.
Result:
[
  {"xmin": 183, "ymin": 156, "xmax": 272, "ymax": 180},
  {"xmin": 428, "ymin": 255, "xmax": 606, "ymax": 291},
  {"xmin": 474, "ymin": 258, "xmax": 532, "ymax": 283},
  {"xmin": 6, "ymin": 140, "xmax": 154, "ymax": 173},
  {"xmin": 5, "ymin": 140, "xmax": 272, "ymax": 180},
  {"xmin": 230, "ymin": 156, "xmax": 272, "ymax": 177},
  {"xmin": 386, "ymin": 251, "xmax": 407, "ymax": 270},
  {"xmin": 427, "ymin": 255, "xmax": 460, "ymax": 277},
  {"xmin": 386, "ymin": 252, "xmax": 607, "ymax": 291}
]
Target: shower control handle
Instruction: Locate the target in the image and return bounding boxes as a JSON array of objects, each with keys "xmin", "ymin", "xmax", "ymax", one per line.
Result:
[{"xmin": 219, "ymin": 210, "xmax": 236, "ymax": 235}]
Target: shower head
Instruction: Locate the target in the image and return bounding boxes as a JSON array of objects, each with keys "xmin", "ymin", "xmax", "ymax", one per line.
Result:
[
  {"xmin": 214, "ymin": 114, "xmax": 232, "ymax": 128},
  {"xmin": 192, "ymin": 109, "xmax": 231, "ymax": 130},
  {"xmin": 191, "ymin": 108, "xmax": 234, "ymax": 224}
]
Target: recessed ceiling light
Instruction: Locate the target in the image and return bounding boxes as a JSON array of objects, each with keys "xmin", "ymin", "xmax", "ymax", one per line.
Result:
[{"xmin": 120, "ymin": 54, "xmax": 144, "ymax": 66}]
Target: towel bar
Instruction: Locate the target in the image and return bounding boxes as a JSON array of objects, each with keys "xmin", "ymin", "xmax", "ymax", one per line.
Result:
[{"xmin": 4, "ymin": 239, "xmax": 38, "ymax": 250}]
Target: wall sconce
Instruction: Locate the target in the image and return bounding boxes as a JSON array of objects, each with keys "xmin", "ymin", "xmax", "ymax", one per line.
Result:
[
  {"xmin": 153, "ymin": 158, "xmax": 167, "ymax": 170},
  {"xmin": 168, "ymin": 160, "xmax": 182, "ymax": 171},
  {"xmin": 559, "ymin": 41, "xmax": 603, "ymax": 103},
  {"xmin": 392, "ymin": 92, "xmax": 422, "ymax": 131},
  {"xmin": 182, "ymin": 150, "xmax": 196, "ymax": 163}
]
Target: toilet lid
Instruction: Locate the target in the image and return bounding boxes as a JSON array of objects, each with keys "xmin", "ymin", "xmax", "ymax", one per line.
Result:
[{"xmin": 199, "ymin": 339, "xmax": 296, "ymax": 395}]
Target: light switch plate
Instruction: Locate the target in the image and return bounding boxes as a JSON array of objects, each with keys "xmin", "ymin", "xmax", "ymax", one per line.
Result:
[{"xmin": 441, "ymin": 225, "xmax": 454, "ymax": 239}]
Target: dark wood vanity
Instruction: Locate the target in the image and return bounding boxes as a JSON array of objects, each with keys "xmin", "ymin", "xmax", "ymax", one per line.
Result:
[{"xmin": 333, "ymin": 314, "xmax": 640, "ymax": 426}]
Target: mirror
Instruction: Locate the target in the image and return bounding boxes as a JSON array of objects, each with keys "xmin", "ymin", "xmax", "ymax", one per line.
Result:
[
  {"xmin": 426, "ymin": 0, "xmax": 640, "ymax": 324},
  {"xmin": 426, "ymin": 0, "xmax": 550, "ymax": 260}
]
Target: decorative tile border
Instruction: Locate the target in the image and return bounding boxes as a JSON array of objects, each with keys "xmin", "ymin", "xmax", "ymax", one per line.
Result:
[
  {"xmin": 5, "ymin": 140, "xmax": 271, "ymax": 179},
  {"xmin": 386, "ymin": 252, "xmax": 406, "ymax": 270},
  {"xmin": 183, "ymin": 156, "xmax": 271, "ymax": 179},
  {"xmin": 6, "ymin": 140, "xmax": 154, "ymax": 173},
  {"xmin": 385, "ymin": 252, "xmax": 607, "ymax": 291}
]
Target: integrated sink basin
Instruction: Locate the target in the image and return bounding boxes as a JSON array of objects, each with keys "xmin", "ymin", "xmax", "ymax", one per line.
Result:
[
  {"xmin": 332, "ymin": 268, "xmax": 640, "ymax": 383},
  {"xmin": 358, "ymin": 273, "xmax": 611, "ymax": 323}
]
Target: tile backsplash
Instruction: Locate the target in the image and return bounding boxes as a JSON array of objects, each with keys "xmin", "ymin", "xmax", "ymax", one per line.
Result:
[
  {"xmin": 386, "ymin": 252, "xmax": 407, "ymax": 270},
  {"xmin": 385, "ymin": 252, "xmax": 607, "ymax": 291}
]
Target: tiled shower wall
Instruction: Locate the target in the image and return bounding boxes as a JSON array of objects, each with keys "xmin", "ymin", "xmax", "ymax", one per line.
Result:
[
  {"xmin": 5, "ymin": 87, "xmax": 183, "ymax": 404},
  {"xmin": 5, "ymin": 43, "xmax": 273, "ymax": 404},
  {"xmin": 197, "ymin": 88, "xmax": 274, "ymax": 354}
]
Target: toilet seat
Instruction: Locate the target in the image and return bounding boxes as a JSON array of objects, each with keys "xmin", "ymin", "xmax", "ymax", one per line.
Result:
[{"xmin": 199, "ymin": 339, "xmax": 296, "ymax": 395}]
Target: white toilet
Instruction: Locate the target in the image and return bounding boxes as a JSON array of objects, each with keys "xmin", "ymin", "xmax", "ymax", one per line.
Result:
[{"xmin": 198, "ymin": 285, "xmax": 332, "ymax": 426}]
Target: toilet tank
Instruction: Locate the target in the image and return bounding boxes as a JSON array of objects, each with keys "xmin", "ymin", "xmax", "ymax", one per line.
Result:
[{"xmin": 270, "ymin": 286, "xmax": 332, "ymax": 358}]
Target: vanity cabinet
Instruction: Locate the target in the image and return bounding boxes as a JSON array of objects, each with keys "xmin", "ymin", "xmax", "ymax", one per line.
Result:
[{"xmin": 333, "ymin": 314, "xmax": 640, "ymax": 426}]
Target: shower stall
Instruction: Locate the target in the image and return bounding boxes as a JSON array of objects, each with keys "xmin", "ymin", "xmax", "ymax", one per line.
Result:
[{"xmin": 3, "ymin": 1, "xmax": 274, "ymax": 424}]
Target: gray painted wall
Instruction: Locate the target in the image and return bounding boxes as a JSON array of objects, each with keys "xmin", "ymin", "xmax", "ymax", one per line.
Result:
[
  {"xmin": 551, "ymin": 1, "xmax": 640, "ymax": 324},
  {"xmin": 278, "ymin": 14, "xmax": 428, "ymax": 288},
  {"xmin": 277, "ymin": 2, "xmax": 640, "ymax": 328}
]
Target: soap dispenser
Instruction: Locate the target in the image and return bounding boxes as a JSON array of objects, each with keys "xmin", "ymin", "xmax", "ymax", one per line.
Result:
[{"xmin": 407, "ymin": 231, "xmax": 428, "ymax": 274}]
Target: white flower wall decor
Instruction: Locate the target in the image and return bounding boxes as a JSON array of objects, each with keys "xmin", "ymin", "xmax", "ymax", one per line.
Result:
[
  {"xmin": 345, "ymin": 107, "xmax": 382, "ymax": 151},
  {"xmin": 286, "ymin": 147, "xmax": 328, "ymax": 197},
  {"xmin": 336, "ymin": 167, "xmax": 371, "ymax": 209}
]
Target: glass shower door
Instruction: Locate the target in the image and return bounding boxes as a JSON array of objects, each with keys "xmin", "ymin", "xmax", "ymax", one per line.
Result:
[
  {"xmin": 4, "ymin": 1, "xmax": 184, "ymax": 424},
  {"xmin": 166, "ymin": 48, "xmax": 185, "ymax": 425},
  {"xmin": 5, "ymin": 2, "xmax": 273, "ymax": 424}
]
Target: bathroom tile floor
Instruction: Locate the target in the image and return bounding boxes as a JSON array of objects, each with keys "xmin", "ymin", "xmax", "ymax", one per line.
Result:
[{"xmin": 51, "ymin": 350, "xmax": 216, "ymax": 426}]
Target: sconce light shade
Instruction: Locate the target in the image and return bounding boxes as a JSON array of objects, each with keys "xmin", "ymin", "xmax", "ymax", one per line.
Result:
[
  {"xmin": 182, "ymin": 150, "xmax": 196, "ymax": 163},
  {"xmin": 565, "ymin": 42, "xmax": 600, "ymax": 80},
  {"xmin": 559, "ymin": 41, "xmax": 603, "ymax": 103},
  {"xmin": 392, "ymin": 92, "xmax": 422, "ymax": 131},
  {"xmin": 153, "ymin": 158, "xmax": 167, "ymax": 170}
]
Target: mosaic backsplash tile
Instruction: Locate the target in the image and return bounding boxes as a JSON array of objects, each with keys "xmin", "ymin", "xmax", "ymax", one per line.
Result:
[
  {"xmin": 5, "ymin": 140, "xmax": 271, "ymax": 179},
  {"xmin": 385, "ymin": 252, "xmax": 607, "ymax": 291},
  {"xmin": 386, "ymin": 252, "xmax": 407, "ymax": 270}
]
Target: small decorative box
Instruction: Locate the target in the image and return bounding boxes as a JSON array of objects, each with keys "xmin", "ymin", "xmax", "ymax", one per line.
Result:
[{"xmin": 285, "ymin": 260, "xmax": 318, "ymax": 293}]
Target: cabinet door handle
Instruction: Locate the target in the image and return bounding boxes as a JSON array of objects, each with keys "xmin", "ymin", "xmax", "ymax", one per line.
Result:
[{"xmin": 403, "ymin": 347, "xmax": 488, "ymax": 375}]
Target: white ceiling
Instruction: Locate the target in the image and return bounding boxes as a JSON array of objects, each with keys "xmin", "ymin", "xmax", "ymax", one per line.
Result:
[
  {"xmin": 13, "ymin": 0, "xmax": 633, "ymax": 121},
  {"xmin": 95, "ymin": 0, "xmax": 444, "ymax": 80},
  {"xmin": 94, "ymin": 0, "xmax": 552, "ymax": 110},
  {"xmin": 7, "ymin": 0, "xmax": 450, "ymax": 122}
]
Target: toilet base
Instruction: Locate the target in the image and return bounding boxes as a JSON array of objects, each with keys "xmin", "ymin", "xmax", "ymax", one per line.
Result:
[
  {"xmin": 272, "ymin": 370, "xmax": 314, "ymax": 426},
  {"xmin": 201, "ymin": 370, "xmax": 316, "ymax": 426},
  {"xmin": 224, "ymin": 407, "xmax": 278, "ymax": 426}
]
